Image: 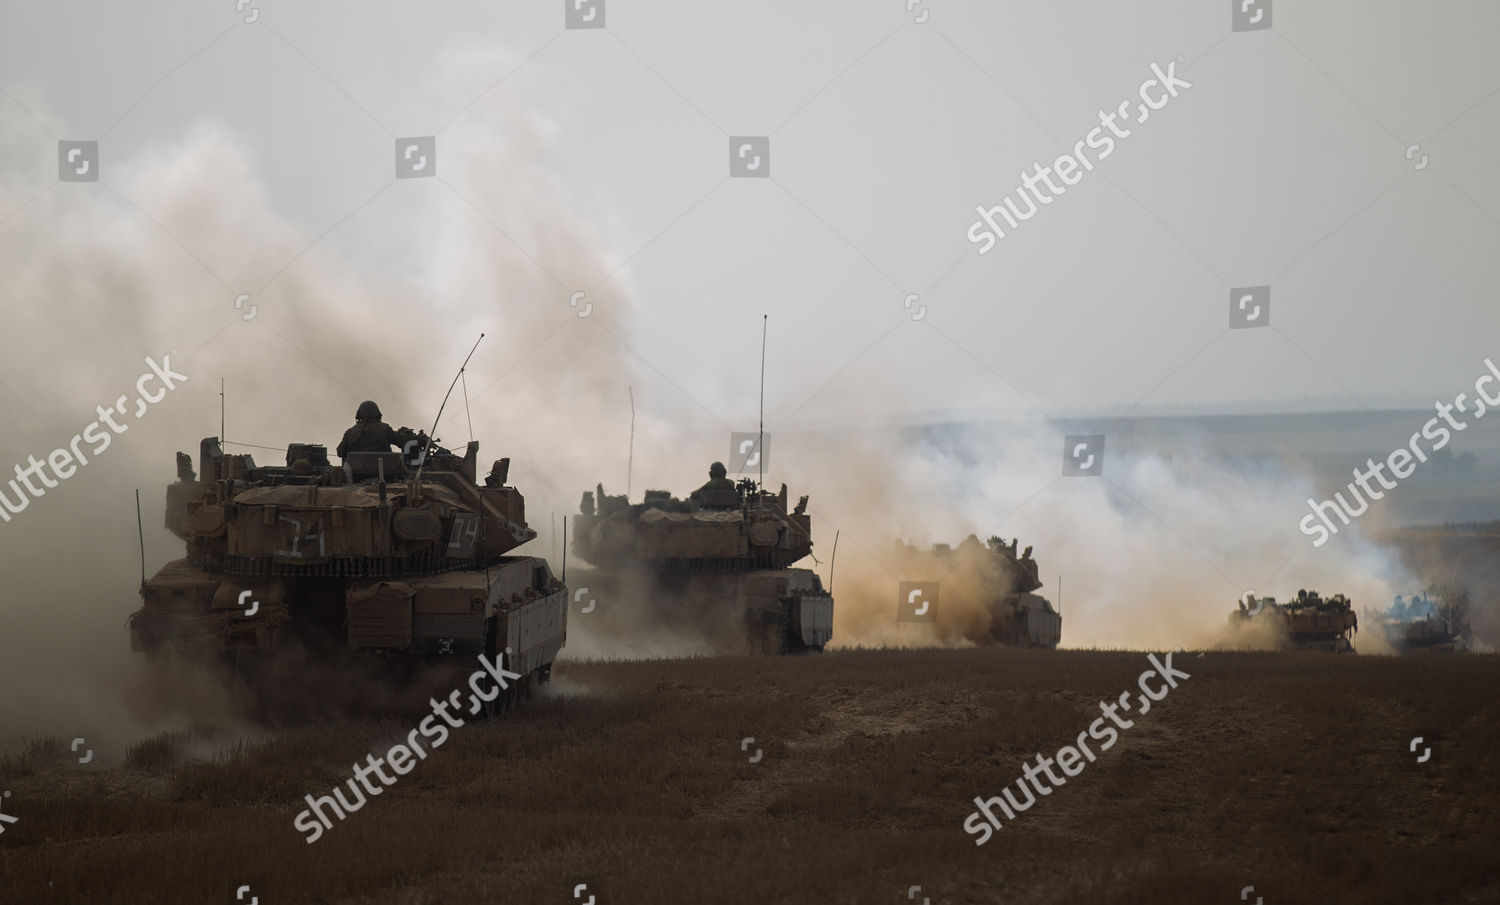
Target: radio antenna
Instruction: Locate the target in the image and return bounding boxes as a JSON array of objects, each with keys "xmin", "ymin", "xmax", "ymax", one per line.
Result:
[
  {"xmin": 758, "ymin": 314, "xmax": 767, "ymax": 489},
  {"xmin": 828, "ymin": 529, "xmax": 840, "ymax": 595},
  {"xmin": 627, "ymin": 386, "xmax": 636, "ymax": 499},
  {"xmin": 219, "ymin": 378, "xmax": 225, "ymax": 442},
  {"xmin": 135, "ymin": 490, "xmax": 146, "ymax": 588},
  {"xmin": 415, "ymin": 333, "xmax": 484, "ymax": 486}
]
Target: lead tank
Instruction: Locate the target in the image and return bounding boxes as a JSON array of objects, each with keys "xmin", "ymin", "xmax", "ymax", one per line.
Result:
[
  {"xmin": 129, "ymin": 432, "xmax": 568, "ymax": 705},
  {"xmin": 572, "ymin": 473, "xmax": 833, "ymax": 654},
  {"xmin": 1230, "ymin": 589, "xmax": 1358, "ymax": 652}
]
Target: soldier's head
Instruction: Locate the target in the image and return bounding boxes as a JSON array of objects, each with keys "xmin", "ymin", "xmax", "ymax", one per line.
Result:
[
  {"xmin": 356, "ymin": 400, "xmax": 382, "ymax": 421},
  {"xmin": 709, "ymin": 461, "xmax": 727, "ymax": 479}
]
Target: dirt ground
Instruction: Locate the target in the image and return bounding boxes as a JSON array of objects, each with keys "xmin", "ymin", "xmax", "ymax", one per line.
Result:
[{"xmin": 1, "ymin": 648, "xmax": 1497, "ymax": 905}]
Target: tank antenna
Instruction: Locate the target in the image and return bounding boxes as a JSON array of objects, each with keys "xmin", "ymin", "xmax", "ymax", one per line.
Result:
[
  {"xmin": 627, "ymin": 385, "xmax": 635, "ymax": 499},
  {"xmin": 135, "ymin": 489, "xmax": 146, "ymax": 588},
  {"xmin": 415, "ymin": 332, "xmax": 485, "ymax": 487},
  {"xmin": 562, "ymin": 514, "xmax": 568, "ymax": 583},
  {"xmin": 828, "ymin": 529, "xmax": 840, "ymax": 595},
  {"xmin": 219, "ymin": 378, "xmax": 225, "ymax": 442},
  {"xmin": 461, "ymin": 370, "xmax": 474, "ymax": 443},
  {"xmin": 758, "ymin": 314, "xmax": 767, "ymax": 490}
]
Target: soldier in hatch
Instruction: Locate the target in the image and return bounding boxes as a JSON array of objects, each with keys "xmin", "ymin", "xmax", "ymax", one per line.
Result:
[
  {"xmin": 336, "ymin": 401, "xmax": 419, "ymax": 460},
  {"xmin": 690, "ymin": 461, "xmax": 737, "ymax": 501}
]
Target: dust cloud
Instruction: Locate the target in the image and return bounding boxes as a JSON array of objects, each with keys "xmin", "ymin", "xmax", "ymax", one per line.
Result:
[
  {"xmin": 0, "ymin": 63, "xmax": 1452, "ymax": 752},
  {"xmin": 785, "ymin": 422, "xmax": 1414, "ymax": 651},
  {"xmin": 0, "ymin": 77, "xmax": 671, "ymax": 741}
]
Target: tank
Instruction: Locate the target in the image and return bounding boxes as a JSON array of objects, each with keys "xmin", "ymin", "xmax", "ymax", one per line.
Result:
[
  {"xmin": 572, "ymin": 474, "xmax": 833, "ymax": 654},
  {"xmin": 1230, "ymin": 589, "xmax": 1358, "ymax": 652},
  {"xmin": 892, "ymin": 535, "xmax": 1061, "ymax": 648},
  {"xmin": 1362, "ymin": 589, "xmax": 1471, "ymax": 653},
  {"xmin": 129, "ymin": 433, "xmax": 568, "ymax": 707}
]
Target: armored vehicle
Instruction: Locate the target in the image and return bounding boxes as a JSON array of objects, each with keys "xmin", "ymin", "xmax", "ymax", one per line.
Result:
[
  {"xmin": 1363, "ymin": 590, "xmax": 1471, "ymax": 653},
  {"xmin": 129, "ymin": 431, "xmax": 568, "ymax": 706},
  {"xmin": 1230, "ymin": 590, "xmax": 1358, "ymax": 652},
  {"xmin": 893, "ymin": 535, "xmax": 1061, "ymax": 648},
  {"xmin": 572, "ymin": 472, "xmax": 833, "ymax": 654}
]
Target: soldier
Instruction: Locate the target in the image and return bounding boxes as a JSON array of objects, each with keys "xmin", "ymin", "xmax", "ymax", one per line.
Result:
[
  {"xmin": 690, "ymin": 461, "xmax": 737, "ymax": 500},
  {"xmin": 336, "ymin": 401, "xmax": 418, "ymax": 460}
]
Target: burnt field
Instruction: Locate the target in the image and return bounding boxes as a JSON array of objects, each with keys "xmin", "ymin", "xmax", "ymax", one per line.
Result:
[{"xmin": 2, "ymin": 649, "xmax": 1498, "ymax": 905}]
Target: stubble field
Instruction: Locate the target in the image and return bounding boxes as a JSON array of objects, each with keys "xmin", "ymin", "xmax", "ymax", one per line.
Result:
[{"xmin": 1, "ymin": 648, "xmax": 1497, "ymax": 905}]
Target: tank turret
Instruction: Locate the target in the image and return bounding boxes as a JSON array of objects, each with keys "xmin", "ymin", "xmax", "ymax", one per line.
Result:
[{"xmin": 572, "ymin": 472, "xmax": 832, "ymax": 654}]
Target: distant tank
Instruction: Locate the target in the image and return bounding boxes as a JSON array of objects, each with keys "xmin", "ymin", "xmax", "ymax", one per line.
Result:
[
  {"xmin": 572, "ymin": 465, "xmax": 833, "ymax": 654},
  {"xmin": 892, "ymin": 535, "xmax": 1061, "ymax": 648},
  {"xmin": 1230, "ymin": 589, "xmax": 1358, "ymax": 652},
  {"xmin": 129, "ymin": 428, "xmax": 568, "ymax": 709},
  {"xmin": 1363, "ymin": 589, "xmax": 1471, "ymax": 653}
]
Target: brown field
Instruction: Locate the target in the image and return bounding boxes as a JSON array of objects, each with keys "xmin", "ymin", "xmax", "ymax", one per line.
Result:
[{"xmin": 1, "ymin": 649, "xmax": 1498, "ymax": 905}]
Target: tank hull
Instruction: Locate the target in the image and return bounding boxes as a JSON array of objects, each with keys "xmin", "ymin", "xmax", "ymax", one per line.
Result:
[
  {"xmin": 990, "ymin": 592, "xmax": 1062, "ymax": 648},
  {"xmin": 1229, "ymin": 594, "xmax": 1359, "ymax": 652},
  {"xmin": 572, "ymin": 566, "xmax": 832, "ymax": 655},
  {"xmin": 133, "ymin": 555, "xmax": 566, "ymax": 666}
]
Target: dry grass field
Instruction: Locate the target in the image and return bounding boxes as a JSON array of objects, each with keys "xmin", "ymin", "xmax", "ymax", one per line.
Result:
[{"xmin": 1, "ymin": 648, "xmax": 1498, "ymax": 905}]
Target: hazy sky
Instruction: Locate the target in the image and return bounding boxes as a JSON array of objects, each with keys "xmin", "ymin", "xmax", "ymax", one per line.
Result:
[
  {"xmin": 5, "ymin": 0, "xmax": 1499, "ymax": 434},
  {"xmin": 3, "ymin": 2, "xmax": 1499, "ymax": 721}
]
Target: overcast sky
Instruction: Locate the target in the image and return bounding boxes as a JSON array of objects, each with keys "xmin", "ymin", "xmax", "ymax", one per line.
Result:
[{"xmin": 3, "ymin": 0, "xmax": 1499, "ymax": 433}]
